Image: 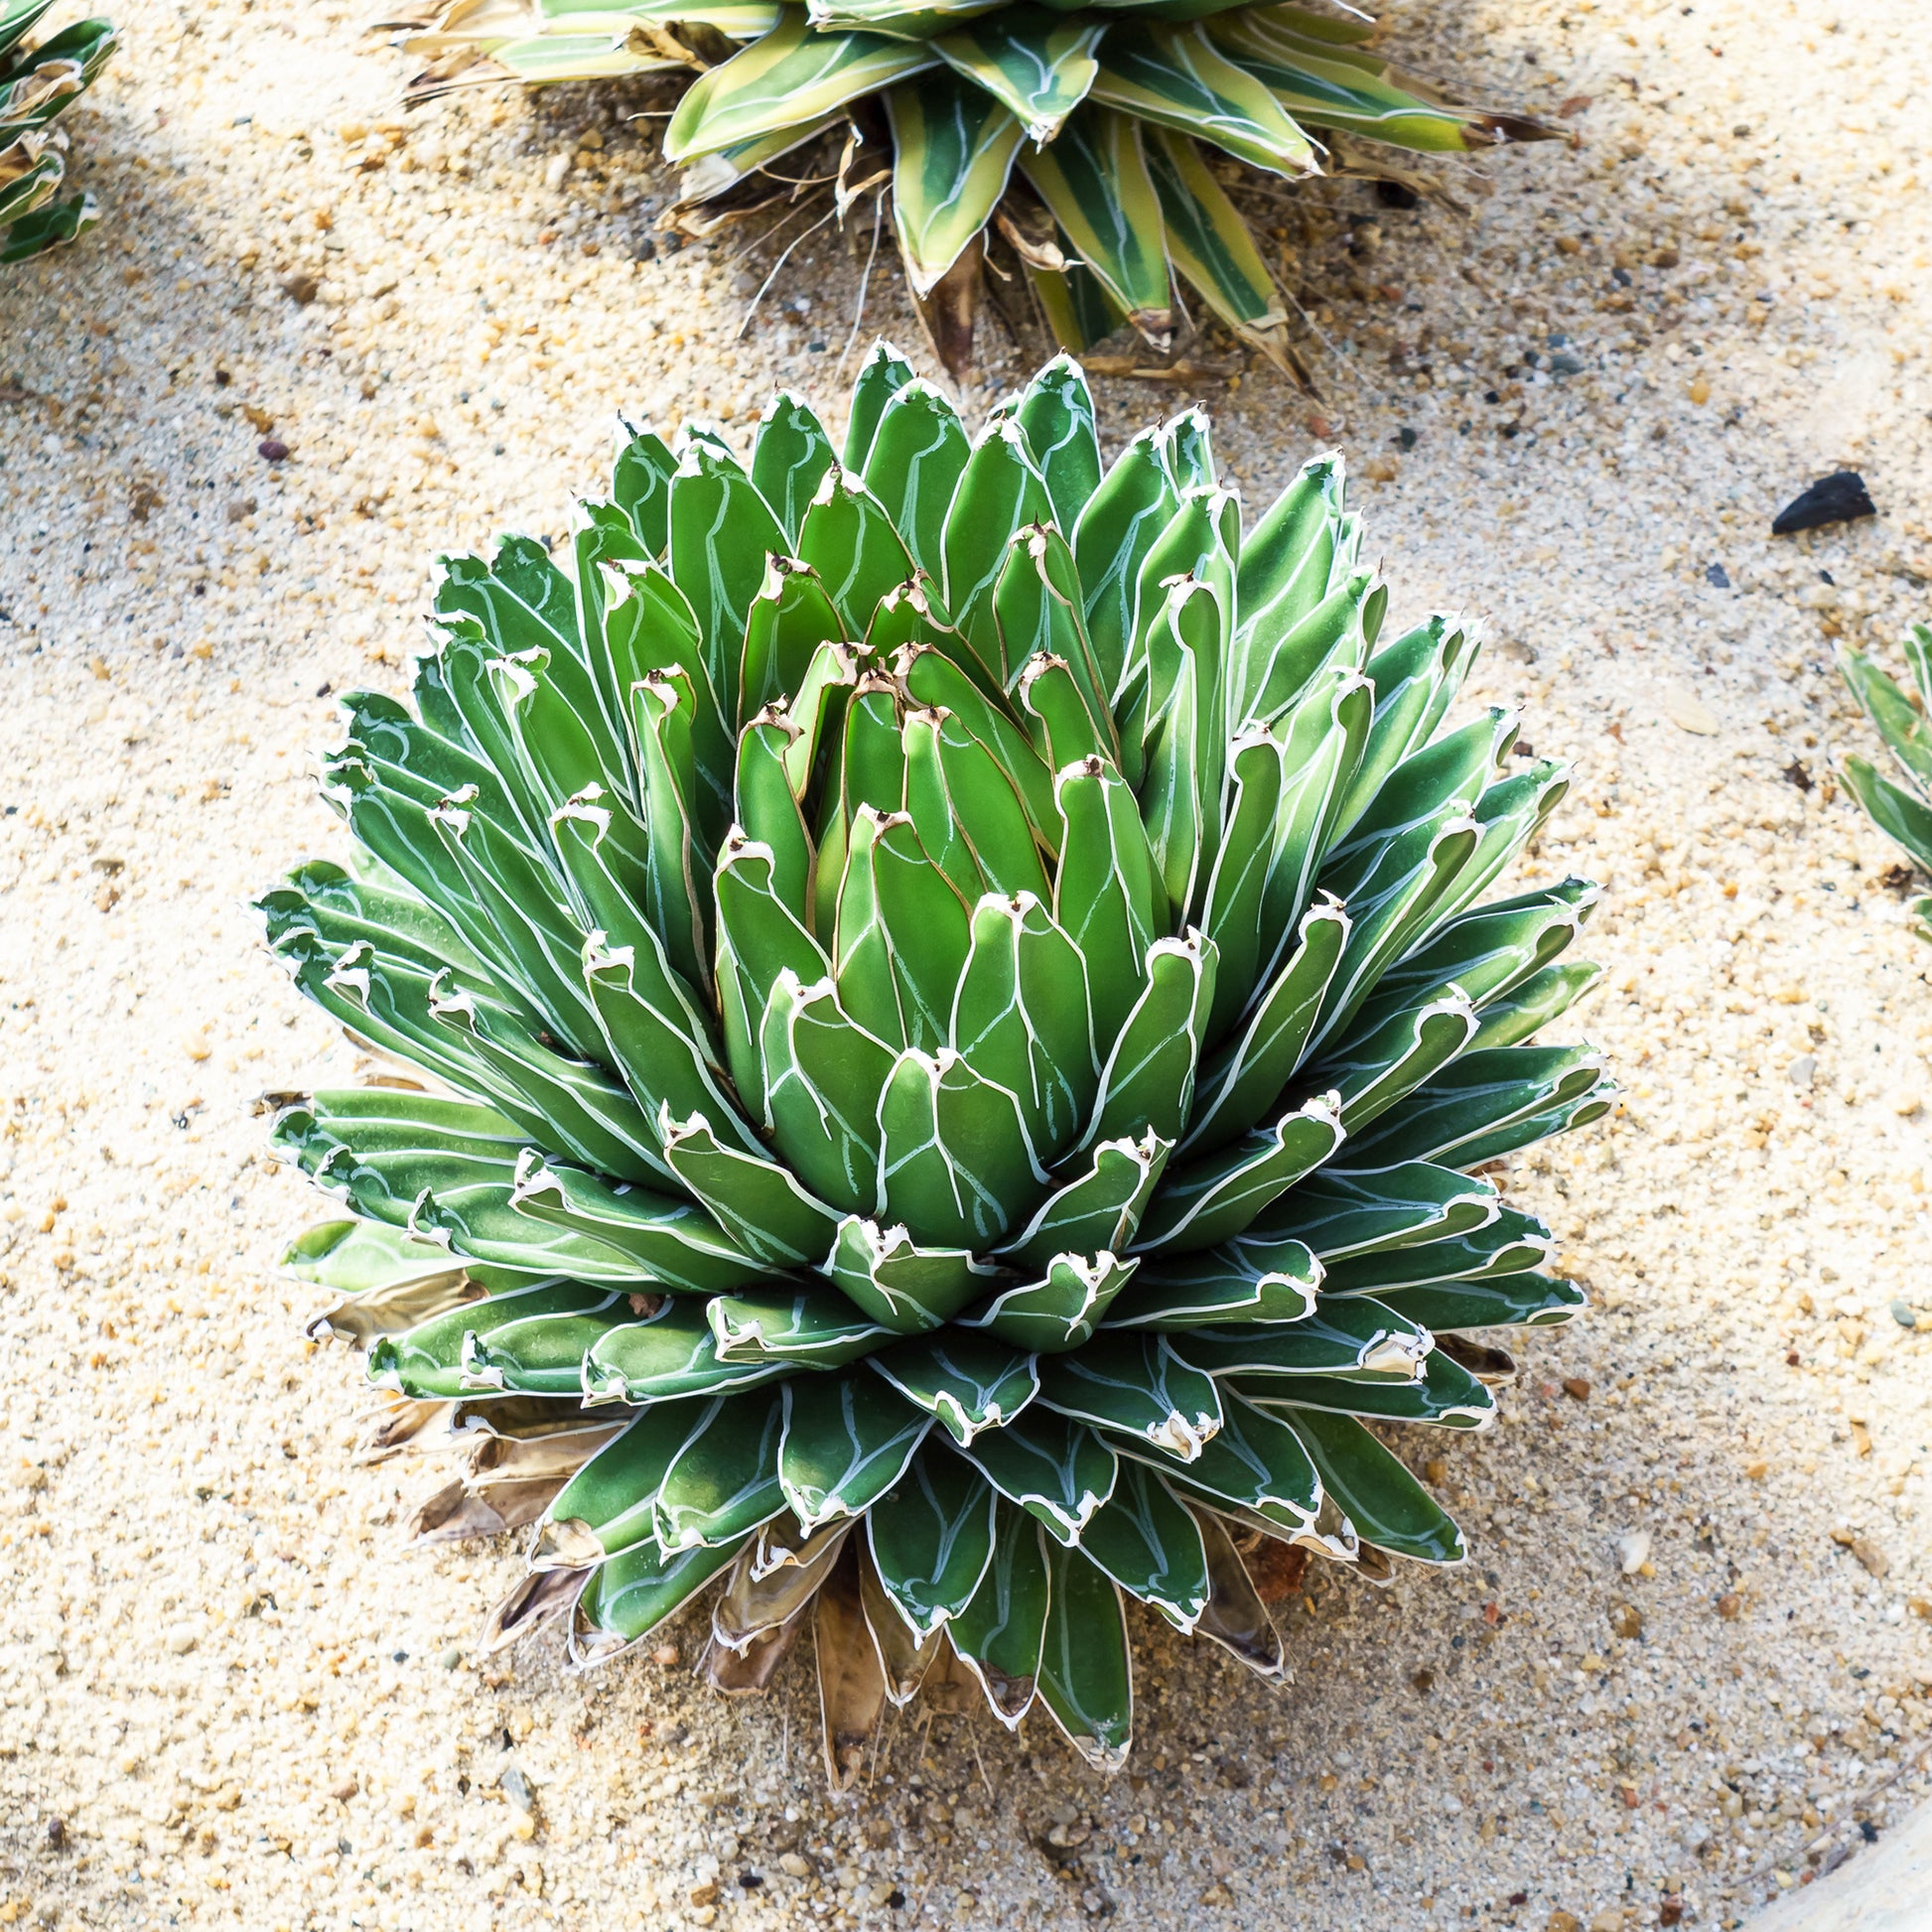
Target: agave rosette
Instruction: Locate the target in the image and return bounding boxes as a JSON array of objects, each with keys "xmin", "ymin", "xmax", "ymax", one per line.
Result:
[
  {"xmin": 266, "ymin": 346, "xmax": 1609, "ymax": 1778},
  {"xmin": 0, "ymin": 0, "xmax": 115, "ymax": 265},
  {"xmin": 389, "ymin": 0, "xmax": 1549, "ymax": 370}
]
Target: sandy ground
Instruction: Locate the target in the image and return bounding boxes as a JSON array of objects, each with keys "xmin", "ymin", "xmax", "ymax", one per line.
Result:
[{"xmin": 2, "ymin": 0, "xmax": 1930, "ymax": 1927}]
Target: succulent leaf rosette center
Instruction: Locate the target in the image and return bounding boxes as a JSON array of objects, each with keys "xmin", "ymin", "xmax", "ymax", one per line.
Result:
[{"xmin": 266, "ymin": 345, "xmax": 1611, "ymax": 1781}]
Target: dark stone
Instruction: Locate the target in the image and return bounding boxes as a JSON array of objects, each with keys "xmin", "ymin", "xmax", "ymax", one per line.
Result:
[
  {"xmin": 1549, "ymin": 351, "xmax": 1585, "ymax": 375},
  {"xmin": 1706, "ymin": 562, "xmax": 1730, "ymax": 588},
  {"xmin": 1771, "ymin": 470, "xmax": 1875, "ymax": 535},
  {"xmin": 282, "ymin": 272, "xmax": 320, "ymax": 306},
  {"xmin": 258, "ymin": 438, "xmax": 290, "ymax": 463},
  {"xmin": 1375, "ymin": 180, "xmax": 1420, "ymax": 209},
  {"xmin": 1783, "ymin": 759, "xmax": 1812, "ymax": 792},
  {"xmin": 1397, "ymin": 426, "xmax": 1419, "ymax": 451}
]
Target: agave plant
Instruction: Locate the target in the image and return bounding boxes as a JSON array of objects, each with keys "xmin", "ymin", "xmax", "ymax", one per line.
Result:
[
  {"xmin": 266, "ymin": 345, "xmax": 1610, "ymax": 1780},
  {"xmin": 388, "ymin": 0, "xmax": 1548, "ymax": 373},
  {"xmin": 0, "ymin": 0, "xmax": 115, "ymax": 266},
  {"xmin": 1840, "ymin": 624, "xmax": 1932, "ymax": 939}
]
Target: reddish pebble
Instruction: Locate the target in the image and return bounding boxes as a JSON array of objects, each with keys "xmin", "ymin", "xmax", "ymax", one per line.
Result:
[{"xmin": 258, "ymin": 439, "xmax": 290, "ymax": 462}]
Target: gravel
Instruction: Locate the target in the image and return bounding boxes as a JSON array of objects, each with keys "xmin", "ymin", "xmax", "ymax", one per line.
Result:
[{"xmin": 2, "ymin": 0, "xmax": 1930, "ymax": 1928}]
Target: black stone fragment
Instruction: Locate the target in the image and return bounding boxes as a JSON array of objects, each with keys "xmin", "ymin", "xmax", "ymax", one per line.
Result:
[
  {"xmin": 1771, "ymin": 471, "xmax": 1875, "ymax": 535},
  {"xmin": 1706, "ymin": 563, "xmax": 1730, "ymax": 588}
]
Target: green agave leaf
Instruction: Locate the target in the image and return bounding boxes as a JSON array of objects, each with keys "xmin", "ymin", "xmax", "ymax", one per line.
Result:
[
  {"xmin": 1088, "ymin": 931, "xmax": 1215, "ymax": 1147},
  {"xmin": 1072, "ymin": 427, "xmax": 1182, "ymax": 707},
  {"xmin": 826, "ymin": 1214, "xmax": 997, "ymax": 1332},
  {"xmin": 941, "ymin": 417, "xmax": 1055, "ymax": 652},
  {"xmin": 666, "ymin": 441, "xmax": 788, "ymax": 727},
  {"xmin": 1000, "ymin": 1128, "xmax": 1170, "ymax": 1269},
  {"xmin": 778, "ymin": 1374, "xmax": 932, "ymax": 1531},
  {"xmin": 741, "ymin": 557, "xmax": 846, "ymax": 730},
  {"xmin": 948, "ymin": 1500, "xmax": 1049, "ymax": 1723},
  {"xmin": 732, "ymin": 717, "xmax": 815, "ymax": 922},
  {"xmin": 750, "ymin": 390, "xmax": 837, "ymax": 543},
  {"xmin": 1232, "ymin": 453, "xmax": 1346, "ymax": 706},
  {"xmin": 1158, "ymin": 1389, "xmax": 1317, "ymax": 1532},
  {"xmin": 613, "ymin": 418, "xmax": 678, "ymax": 556},
  {"xmin": 1177, "ymin": 1295, "xmax": 1429, "ymax": 1379},
  {"xmin": 843, "ymin": 341, "xmax": 920, "ymax": 470},
  {"xmin": 539, "ymin": 1404, "xmax": 701, "ymax": 1564},
  {"xmin": 1253, "ymin": 1159, "xmax": 1498, "ymax": 1261},
  {"xmin": 653, "ymin": 1387, "xmax": 787, "ymax": 1550},
  {"xmin": 1028, "ymin": 254, "xmax": 1127, "ymax": 357},
  {"xmin": 898, "ymin": 643, "xmax": 1059, "ymax": 843},
  {"xmin": 955, "ymin": 1406, "xmax": 1117, "ymax": 1543},
  {"xmin": 930, "ymin": 712, "xmax": 1053, "ymax": 901},
  {"xmin": 510, "ymin": 1153, "xmax": 764, "ymax": 1293},
  {"xmin": 1010, "ymin": 351, "xmax": 1103, "ymax": 533},
  {"xmin": 862, "ymin": 379, "xmax": 972, "ymax": 581},
  {"xmin": 950, "ymin": 887, "xmax": 1096, "ymax": 1160},
  {"xmin": 1134, "ymin": 1095, "xmax": 1343, "ymax": 1254},
  {"xmin": 709, "ymin": 1284, "xmax": 895, "ymax": 1367},
  {"xmin": 797, "ymin": 465, "xmax": 919, "ymax": 632},
  {"xmin": 664, "ymin": 13, "xmax": 939, "ymax": 163},
  {"xmin": 955, "ymin": 1249, "xmax": 1137, "ymax": 1352},
  {"xmin": 581, "ymin": 1296, "xmax": 791, "ymax": 1403},
  {"xmin": 886, "ymin": 71, "xmax": 1024, "ymax": 297},
  {"xmin": 1035, "ymin": 1543, "xmax": 1133, "ymax": 1769},
  {"xmin": 1052, "ymin": 755, "xmax": 1166, "ymax": 1048},
  {"xmin": 1251, "ymin": 1346, "xmax": 1496, "ymax": 1431},
  {"xmin": 1017, "ymin": 104, "xmax": 1173, "ymax": 341},
  {"xmin": 1462, "ymin": 962, "xmax": 1602, "ymax": 1054},
  {"xmin": 1104, "ymin": 1232, "xmax": 1318, "ymax": 1329},
  {"xmin": 1091, "ymin": 20, "xmax": 1315, "ymax": 176},
  {"xmin": 934, "ymin": 11, "xmax": 1102, "ymax": 143},
  {"xmin": 1182, "ymin": 897, "xmax": 1349, "ymax": 1157},
  {"xmin": 761, "ymin": 971, "xmax": 896, "ymax": 1212},
  {"xmin": 1318, "ymin": 1204, "xmax": 1554, "ymax": 1295},
  {"xmin": 284, "ymin": 1214, "xmax": 462, "ymax": 1298},
  {"xmin": 871, "ymin": 1330, "xmax": 1041, "ymax": 1444},
  {"xmin": 1278, "ymin": 1405, "xmax": 1464, "ymax": 1564},
  {"xmin": 1004, "ymin": 539, "xmax": 1118, "ymax": 760},
  {"xmin": 572, "ymin": 1538, "xmax": 748, "ymax": 1665},
  {"xmin": 1037, "ymin": 1330, "xmax": 1222, "ymax": 1459},
  {"xmin": 866, "ymin": 1442, "xmax": 1000, "ymax": 1637},
  {"xmin": 366, "ymin": 1280, "xmax": 624, "ymax": 1400},
  {"xmin": 1375, "ymin": 1271, "xmax": 1587, "ymax": 1332},
  {"xmin": 1314, "ymin": 992, "xmax": 1477, "ymax": 1134},
  {"xmin": 877, "ymin": 1044, "xmax": 1048, "ymax": 1249},
  {"xmin": 1075, "ymin": 1459, "xmax": 1209, "ymax": 1625},
  {"xmin": 1339, "ymin": 1044, "xmax": 1609, "ymax": 1170}
]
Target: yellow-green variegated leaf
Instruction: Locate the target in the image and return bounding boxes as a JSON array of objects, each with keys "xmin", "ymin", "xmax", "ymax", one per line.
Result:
[
  {"xmin": 538, "ymin": 0, "xmax": 782, "ymax": 34},
  {"xmin": 1017, "ymin": 105, "xmax": 1172, "ymax": 341},
  {"xmin": 1143, "ymin": 127, "xmax": 1305, "ymax": 378},
  {"xmin": 1090, "ymin": 20, "xmax": 1315, "ymax": 177},
  {"xmin": 933, "ymin": 14, "xmax": 1103, "ymax": 144},
  {"xmin": 1208, "ymin": 8, "xmax": 1501, "ymax": 153},
  {"xmin": 676, "ymin": 112, "xmax": 849, "ymax": 207},
  {"xmin": 1028, "ymin": 255, "xmax": 1125, "ymax": 355},
  {"xmin": 886, "ymin": 73, "xmax": 1024, "ymax": 297},
  {"xmin": 467, "ymin": 31, "xmax": 689, "ymax": 82},
  {"xmin": 807, "ymin": 0, "xmax": 1006, "ymax": 38},
  {"xmin": 665, "ymin": 12, "xmax": 941, "ymax": 165}
]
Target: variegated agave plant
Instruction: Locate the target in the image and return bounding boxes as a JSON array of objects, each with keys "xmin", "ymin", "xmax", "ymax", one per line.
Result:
[
  {"xmin": 0, "ymin": 0, "xmax": 115, "ymax": 265},
  {"xmin": 1840, "ymin": 624, "xmax": 1932, "ymax": 942},
  {"xmin": 266, "ymin": 345, "xmax": 1610, "ymax": 1781},
  {"xmin": 386, "ymin": 0, "xmax": 1549, "ymax": 373}
]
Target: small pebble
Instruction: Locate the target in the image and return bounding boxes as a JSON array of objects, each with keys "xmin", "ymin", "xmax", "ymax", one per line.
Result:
[
  {"xmin": 258, "ymin": 439, "xmax": 290, "ymax": 463},
  {"xmin": 440, "ymin": 1644, "xmax": 463, "ymax": 1670},
  {"xmin": 1616, "ymin": 1530, "xmax": 1651, "ymax": 1576},
  {"xmin": 1891, "ymin": 1300, "xmax": 1920, "ymax": 1330},
  {"xmin": 1562, "ymin": 1376, "xmax": 1591, "ymax": 1401},
  {"xmin": 1717, "ymin": 1593, "xmax": 1743, "ymax": 1620},
  {"xmin": 1787, "ymin": 1054, "xmax": 1816, "ymax": 1089}
]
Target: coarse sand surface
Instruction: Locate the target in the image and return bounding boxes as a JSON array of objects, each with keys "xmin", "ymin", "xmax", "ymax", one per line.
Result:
[{"xmin": 1, "ymin": 0, "xmax": 1930, "ymax": 1927}]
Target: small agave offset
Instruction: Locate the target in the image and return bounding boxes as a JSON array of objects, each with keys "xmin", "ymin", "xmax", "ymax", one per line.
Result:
[
  {"xmin": 0, "ymin": 0, "xmax": 116, "ymax": 266},
  {"xmin": 1840, "ymin": 623, "xmax": 1932, "ymax": 940},
  {"xmin": 265, "ymin": 345, "xmax": 1611, "ymax": 1781}
]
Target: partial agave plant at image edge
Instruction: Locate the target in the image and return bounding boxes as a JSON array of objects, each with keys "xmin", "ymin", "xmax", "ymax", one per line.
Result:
[
  {"xmin": 262, "ymin": 345, "xmax": 1613, "ymax": 1781},
  {"xmin": 1840, "ymin": 622, "xmax": 1932, "ymax": 940},
  {"xmin": 0, "ymin": 0, "xmax": 115, "ymax": 266},
  {"xmin": 378, "ymin": 0, "xmax": 1553, "ymax": 376}
]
